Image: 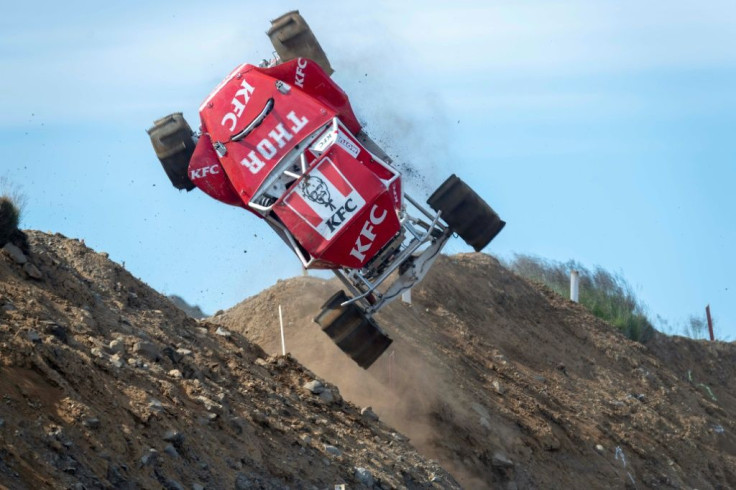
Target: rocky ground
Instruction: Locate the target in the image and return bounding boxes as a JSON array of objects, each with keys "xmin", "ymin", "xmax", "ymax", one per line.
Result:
[
  {"xmin": 2, "ymin": 231, "xmax": 735, "ymax": 489},
  {"xmin": 0, "ymin": 231, "xmax": 458, "ymax": 489},
  {"xmin": 216, "ymin": 254, "xmax": 736, "ymax": 489}
]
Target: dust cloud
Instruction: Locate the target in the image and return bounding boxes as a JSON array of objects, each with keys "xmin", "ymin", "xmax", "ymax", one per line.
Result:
[
  {"xmin": 327, "ymin": 28, "xmax": 454, "ymax": 199},
  {"xmin": 215, "ymin": 255, "xmax": 736, "ymax": 489}
]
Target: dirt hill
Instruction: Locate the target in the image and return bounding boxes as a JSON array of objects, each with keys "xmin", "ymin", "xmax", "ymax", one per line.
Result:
[
  {"xmin": 215, "ymin": 254, "xmax": 736, "ymax": 489},
  {"xmin": 0, "ymin": 231, "xmax": 459, "ymax": 489}
]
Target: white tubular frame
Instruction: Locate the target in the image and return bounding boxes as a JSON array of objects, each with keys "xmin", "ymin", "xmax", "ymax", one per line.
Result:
[
  {"xmin": 249, "ymin": 117, "xmax": 450, "ymax": 316},
  {"xmin": 333, "ymin": 192, "xmax": 451, "ymax": 316},
  {"xmin": 247, "ymin": 118, "xmax": 399, "ymax": 214}
]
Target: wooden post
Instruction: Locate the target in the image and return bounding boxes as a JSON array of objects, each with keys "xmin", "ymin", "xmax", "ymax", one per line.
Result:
[{"xmin": 706, "ymin": 304, "xmax": 715, "ymax": 341}]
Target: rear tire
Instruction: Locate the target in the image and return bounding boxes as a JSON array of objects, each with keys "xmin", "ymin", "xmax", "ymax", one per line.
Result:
[
  {"xmin": 314, "ymin": 291, "xmax": 392, "ymax": 369},
  {"xmin": 147, "ymin": 113, "xmax": 196, "ymax": 191},
  {"xmin": 427, "ymin": 174, "xmax": 505, "ymax": 251}
]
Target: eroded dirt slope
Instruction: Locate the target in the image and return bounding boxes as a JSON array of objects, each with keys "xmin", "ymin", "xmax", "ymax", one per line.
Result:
[
  {"xmin": 216, "ymin": 254, "xmax": 736, "ymax": 489},
  {"xmin": 0, "ymin": 231, "xmax": 459, "ymax": 490}
]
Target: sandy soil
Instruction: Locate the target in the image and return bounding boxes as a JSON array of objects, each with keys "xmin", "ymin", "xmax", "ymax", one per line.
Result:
[{"xmin": 216, "ymin": 253, "xmax": 736, "ymax": 489}]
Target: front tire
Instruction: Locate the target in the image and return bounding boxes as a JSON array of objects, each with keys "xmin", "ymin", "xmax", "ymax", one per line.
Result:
[
  {"xmin": 427, "ymin": 174, "xmax": 505, "ymax": 251},
  {"xmin": 314, "ymin": 291, "xmax": 393, "ymax": 369}
]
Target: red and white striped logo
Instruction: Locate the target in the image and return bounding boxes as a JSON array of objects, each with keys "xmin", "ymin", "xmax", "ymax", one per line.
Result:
[{"xmin": 285, "ymin": 157, "xmax": 366, "ymax": 239}]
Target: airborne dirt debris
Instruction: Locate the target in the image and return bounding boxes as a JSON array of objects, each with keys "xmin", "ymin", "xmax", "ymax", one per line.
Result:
[
  {"xmin": 216, "ymin": 254, "xmax": 736, "ymax": 489},
  {"xmin": 0, "ymin": 231, "xmax": 458, "ymax": 489}
]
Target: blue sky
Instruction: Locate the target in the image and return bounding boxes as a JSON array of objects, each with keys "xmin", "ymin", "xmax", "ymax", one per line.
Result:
[{"xmin": 1, "ymin": 1, "xmax": 734, "ymax": 340}]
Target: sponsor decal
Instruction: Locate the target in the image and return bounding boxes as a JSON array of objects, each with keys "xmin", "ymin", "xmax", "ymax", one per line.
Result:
[
  {"xmin": 310, "ymin": 129, "xmax": 361, "ymax": 158},
  {"xmin": 221, "ymin": 79, "xmax": 255, "ymax": 131},
  {"xmin": 350, "ymin": 205, "xmax": 388, "ymax": 262},
  {"xmin": 311, "ymin": 129, "xmax": 336, "ymax": 155},
  {"xmin": 301, "ymin": 175, "xmax": 336, "ymax": 211},
  {"xmin": 189, "ymin": 164, "xmax": 221, "ymax": 180},
  {"xmin": 294, "ymin": 58, "xmax": 308, "ymax": 88},
  {"xmin": 286, "ymin": 157, "xmax": 365, "ymax": 239},
  {"xmin": 336, "ymin": 132, "xmax": 361, "ymax": 158},
  {"xmin": 239, "ymin": 110, "xmax": 310, "ymax": 174}
]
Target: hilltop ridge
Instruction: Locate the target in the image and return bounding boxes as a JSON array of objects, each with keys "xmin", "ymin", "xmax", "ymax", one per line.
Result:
[{"xmin": 216, "ymin": 253, "xmax": 736, "ymax": 489}]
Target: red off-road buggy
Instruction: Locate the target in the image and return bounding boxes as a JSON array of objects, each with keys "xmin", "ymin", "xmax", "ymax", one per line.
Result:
[{"xmin": 148, "ymin": 11, "xmax": 505, "ymax": 368}]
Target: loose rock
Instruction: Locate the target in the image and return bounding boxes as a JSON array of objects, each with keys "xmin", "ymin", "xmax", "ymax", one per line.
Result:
[
  {"xmin": 90, "ymin": 347, "xmax": 107, "ymax": 359},
  {"xmin": 140, "ymin": 448, "xmax": 158, "ymax": 466},
  {"xmin": 325, "ymin": 444, "xmax": 342, "ymax": 457},
  {"xmin": 23, "ymin": 262, "xmax": 43, "ymax": 280},
  {"xmin": 175, "ymin": 348, "xmax": 192, "ymax": 357},
  {"xmin": 319, "ymin": 388, "xmax": 335, "ymax": 403},
  {"xmin": 355, "ymin": 467, "xmax": 374, "ymax": 486},
  {"xmin": 2, "ymin": 243, "xmax": 27, "ymax": 264},
  {"xmin": 163, "ymin": 480, "xmax": 184, "ymax": 490},
  {"xmin": 361, "ymin": 406, "xmax": 379, "ymax": 421},
  {"xmin": 303, "ymin": 380, "xmax": 324, "ymax": 394},
  {"xmin": 162, "ymin": 346, "xmax": 183, "ymax": 364},
  {"xmin": 162, "ymin": 429, "xmax": 184, "ymax": 447},
  {"xmin": 44, "ymin": 323, "xmax": 67, "ymax": 343},
  {"xmin": 492, "ymin": 380, "xmax": 505, "ymax": 395},
  {"xmin": 133, "ymin": 341, "xmax": 159, "ymax": 361},
  {"xmin": 148, "ymin": 399, "xmax": 164, "ymax": 413},
  {"xmin": 109, "ymin": 338, "xmax": 125, "ymax": 353},
  {"xmin": 163, "ymin": 444, "xmax": 179, "ymax": 458},
  {"xmin": 391, "ymin": 432, "xmax": 408, "ymax": 442},
  {"xmin": 492, "ymin": 452, "xmax": 514, "ymax": 468}
]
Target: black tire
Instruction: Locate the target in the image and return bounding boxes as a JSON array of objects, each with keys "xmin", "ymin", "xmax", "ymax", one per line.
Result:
[
  {"xmin": 314, "ymin": 291, "xmax": 393, "ymax": 369},
  {"xmin": 147, "ymin": 113, "xmax": 196, "ymax": 191},
  {"xmin": 427, "ymin": 174, "xmax": 506, "ymax": 251},
  {"xmin": 267, "ymin": 11, "xmax": 334, "ymax": 75}
]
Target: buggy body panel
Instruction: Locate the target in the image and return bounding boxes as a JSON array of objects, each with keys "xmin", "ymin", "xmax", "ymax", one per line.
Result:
[
  {"xmin": 274, "ymin": 141, "xmax": 401, "ymax": 269},
  {"xmin": 195, "ymin": 59, "xmax": 401, "ymax": 269}
]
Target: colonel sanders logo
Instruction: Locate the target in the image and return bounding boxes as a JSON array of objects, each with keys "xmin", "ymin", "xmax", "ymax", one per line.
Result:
[{"xmin": 300, "ymin": 175, "xmax": 336, "ymax": 211}]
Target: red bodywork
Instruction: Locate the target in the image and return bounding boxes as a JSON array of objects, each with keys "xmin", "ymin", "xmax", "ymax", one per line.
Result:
[{"xmin": 189, "ymin": 59, "xmax": 402, "ymax": 270}]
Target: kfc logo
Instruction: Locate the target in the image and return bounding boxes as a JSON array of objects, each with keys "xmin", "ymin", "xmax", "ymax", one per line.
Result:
[
  {"xmin": 301, "ymin": 175, "xmax": 335, "ymax": 211},
  {"xmin": 285, "ymin": 157, "xmax": 365, "ymax": 239}
]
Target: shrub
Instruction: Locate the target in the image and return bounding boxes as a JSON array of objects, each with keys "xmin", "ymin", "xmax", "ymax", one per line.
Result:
[
  {"xmin": 0, "ymin": 177, "xmax": 27, "ymax": 248},
  {"xmin": 0, "ymin": 196, "xmax": 20, "ymax": 247},
  {"xmin": 506, "ymin": 254, "xmax": 655, "ymax": 342}
]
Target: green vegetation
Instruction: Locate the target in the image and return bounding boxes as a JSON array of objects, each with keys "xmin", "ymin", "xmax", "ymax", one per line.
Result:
[
  {"xmin": 655, "ymin": 312, "xmax": 716, "ymax": 340},
  {"xmin": 506, "ymin": 254, "xmax": 655, "ymax": 342}
]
